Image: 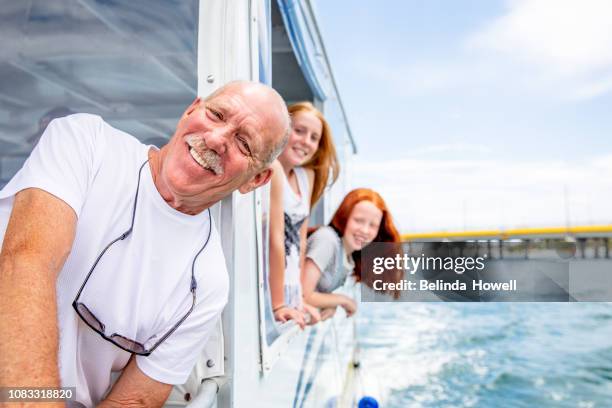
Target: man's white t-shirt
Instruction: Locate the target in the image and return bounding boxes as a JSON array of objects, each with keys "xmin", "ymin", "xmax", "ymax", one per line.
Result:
[{"xmin": 0, "ymin": 114, "xmax": 229, "ymax": 407}]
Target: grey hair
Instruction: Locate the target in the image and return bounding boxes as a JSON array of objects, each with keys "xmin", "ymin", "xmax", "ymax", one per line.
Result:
[{"xmin": 262, "ymin": 108, "xmax": 290, "ymax": 165}]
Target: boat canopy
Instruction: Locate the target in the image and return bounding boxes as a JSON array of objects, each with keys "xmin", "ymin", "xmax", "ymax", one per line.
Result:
[{"xmin": 275, "ymin": 0, "xmax": 356, "ymax": 153}]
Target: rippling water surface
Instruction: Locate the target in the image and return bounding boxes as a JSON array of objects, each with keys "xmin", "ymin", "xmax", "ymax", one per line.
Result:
[{"xmin": 357, "ymin": 302, "xmax": 612, "ymax": 407}]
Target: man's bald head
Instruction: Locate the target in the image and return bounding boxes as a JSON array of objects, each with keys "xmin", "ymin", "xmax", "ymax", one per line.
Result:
[{"xmin": 205, "ymin": 81, "xmax": 290, "ymax": 166}]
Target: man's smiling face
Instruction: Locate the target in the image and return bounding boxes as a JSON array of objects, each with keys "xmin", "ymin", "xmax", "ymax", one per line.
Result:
[{"xmin": 158, "ymin": 82, "xmax": 288, "ymax": 210}]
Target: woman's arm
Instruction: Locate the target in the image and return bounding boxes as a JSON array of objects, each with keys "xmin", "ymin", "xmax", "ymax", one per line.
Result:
[
  {"xmin": 298, "ymin": 168, "xmax": 322, "ymax": 324},
  {"xmin": 268, "ymin": 161, "xmax": 285, "ymax": 311},
  {"xmin": 301, "ymin": 257, "xmax": 322, "ymax": 301},
  {"xmin": 298, "ymin": 168, "xmax": 315, "ymax": 273},
  {"xmin": 308, "ymin": 292, "xmax": 356, "ymax": 317},
  {"xmin": 298, "ymin": 216, "xmax": 323, "ymax": 325},
  {"xmin": 302, "ymin": 258, "xmax": 357, "ymax": 316},
  {"xmin": 268, "ymin": 161, "xmax": 305, "ymax": 328}
]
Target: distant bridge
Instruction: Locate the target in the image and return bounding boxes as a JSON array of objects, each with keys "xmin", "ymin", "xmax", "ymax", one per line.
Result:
[
  {"xmin": 401, "ymin": 224, "xmax": 612, "ymax": 259},
  {"xmin": 401, "ymin": 224, "xmax": 612, "ymax": 241}
]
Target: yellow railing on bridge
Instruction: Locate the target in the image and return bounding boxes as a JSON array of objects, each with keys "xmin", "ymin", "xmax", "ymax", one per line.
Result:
[{"xmin": 401, "ymin": 225, "xmax": 612, "ymax": 241}]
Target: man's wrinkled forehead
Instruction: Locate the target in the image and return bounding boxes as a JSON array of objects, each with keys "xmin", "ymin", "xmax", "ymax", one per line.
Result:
[{"xmin": 207, "ymin": 85, "xmax": 283, "ymax": 159}]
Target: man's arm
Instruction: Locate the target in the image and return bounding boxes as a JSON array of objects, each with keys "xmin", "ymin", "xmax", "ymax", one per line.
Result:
[
  {"xmin": 98, "ymin": 357, "xmax": 172, "ymax": 408},
  {"xmin": 0, "ymin": 189, "xmax": 76, "ymax": 394}
]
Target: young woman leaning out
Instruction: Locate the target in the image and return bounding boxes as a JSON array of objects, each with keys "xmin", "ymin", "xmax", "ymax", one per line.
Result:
[
  {"xmin": 268, "ymin": 102, "xmax": 339, "ymax": 327},
  {"xmin": 302, "ymin": 188, "xmax": 401, "ymax": 320}
]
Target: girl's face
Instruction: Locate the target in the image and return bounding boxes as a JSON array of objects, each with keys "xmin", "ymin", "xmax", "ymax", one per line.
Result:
[
  {"xmin": 343, "ymin": 200, "xmax": 383, "ymax": 253},
  {"xmin": 278, "ymin": 111, "xmax": 322, "ymax": 167}
]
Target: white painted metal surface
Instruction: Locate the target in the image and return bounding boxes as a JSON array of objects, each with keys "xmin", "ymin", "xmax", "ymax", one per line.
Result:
[{"xmin": 186, "ymin": 1, "xmax": 359, "ymax": 407}]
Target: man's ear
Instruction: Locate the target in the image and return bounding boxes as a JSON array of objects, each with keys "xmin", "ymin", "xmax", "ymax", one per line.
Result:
[
  {"xmin": 183, "ymin": 97, "xmax": 202, "ymax": 118},
  {"xmin": 238, "ymin": 167, "xmax": 273, "ymax": 194}
]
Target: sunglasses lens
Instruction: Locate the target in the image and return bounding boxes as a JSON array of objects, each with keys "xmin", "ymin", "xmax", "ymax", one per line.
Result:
[
  {"xmin": 75, "ymin": 303, "xmax": 104, "ymax": 332},
  {"xmin": 111, "ymin": 334, "xmax": 146, "ymax": 354}
]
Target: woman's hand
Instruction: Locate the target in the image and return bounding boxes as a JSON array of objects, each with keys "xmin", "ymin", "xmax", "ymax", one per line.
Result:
[
  {"xmin": 340, "ymin": 296, "xmax": 357, "ymax": 317},
  {"xmin": 302, "ymin": 302, "xmax": 321, "ymax": 325},
  {"xmin": 274, "ymin": 306, "xmax": 306, "ymax": 329},
  {"xmin": 320, "ymin": 307, "xmax": 337, "ymax": 321}
]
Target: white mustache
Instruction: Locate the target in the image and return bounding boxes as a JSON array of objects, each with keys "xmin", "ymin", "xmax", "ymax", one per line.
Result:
[{"xmin": 185, "ymin": 134, "xmax": 223, "ymax": 175}]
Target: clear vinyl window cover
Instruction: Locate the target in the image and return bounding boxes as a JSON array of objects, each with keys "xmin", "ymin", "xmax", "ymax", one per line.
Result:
[
  {"xmin": 0, "ymin": 0, "xmax": 198, "ymax": 187},
  {"xmin": 258, "ymin": 0, "xmax": 286, "ymax": 347}
]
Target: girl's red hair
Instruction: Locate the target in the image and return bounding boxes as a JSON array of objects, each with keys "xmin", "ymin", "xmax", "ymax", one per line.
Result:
[{"xmin": 329, "ymin": 188, "xmax": 402, "ymax": 296}]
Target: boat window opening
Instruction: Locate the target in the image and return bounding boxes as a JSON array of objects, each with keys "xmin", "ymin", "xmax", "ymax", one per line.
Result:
[
  {"xmin": 257, "ymin": 3, "xmax": 356, "ymax": 371},
  {"xmin": 258, "ymin": 0, "xmax": 319, "ymax": 350},
  {"xmin": 270, "ymin": 0, "xmax": 313, "ymax": 105},
  {"xmin": 0, "ymin": 0, "xmax": 199, "ymax": 188}
]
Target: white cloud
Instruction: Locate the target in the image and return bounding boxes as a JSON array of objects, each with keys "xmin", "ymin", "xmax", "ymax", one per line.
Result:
[
  {"xmin": 467, "ymin": 0, "xmax": 612, "ymax": 73},
  {"xmin": 352, "ymin": 155, "xmax": 612, "ymax": 233},
  {"xmin": 465, "ymin": 0, "xmax": 612, "ymax": 98},
  {"xmin": 351, "ymin": 0, "xmax": 612, "ymax": 100},
  {"xmin": 572, "ymin": 73, "xmax": 612, "ymax": 100},
  {"xmin": 593, "ymin": 154, "xmax": 612, "ymax": 169},
  {"xmin": 355, "ymin": 0, "xmax": 612, "ymax": 101}
]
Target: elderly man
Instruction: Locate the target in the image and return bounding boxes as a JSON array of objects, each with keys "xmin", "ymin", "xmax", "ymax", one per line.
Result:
[{"xmin": 0, "ymin": 81, "xmax": 289, "ymax": 407}]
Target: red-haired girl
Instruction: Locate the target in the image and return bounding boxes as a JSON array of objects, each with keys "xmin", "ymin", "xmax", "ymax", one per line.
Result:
[{"xmin": 302, "ymin": 188, "xmax": 401, "ymax": 319}]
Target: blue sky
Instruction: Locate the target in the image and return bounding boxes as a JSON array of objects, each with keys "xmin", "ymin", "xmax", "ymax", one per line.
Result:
[{"xmin": 312, "ymin": 0, "xmax": 612, "ymax": 232}]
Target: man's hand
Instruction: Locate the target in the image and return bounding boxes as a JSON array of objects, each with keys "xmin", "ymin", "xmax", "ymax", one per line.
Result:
[
  {"xmin": 273, "ymin": 306, "xmax": 306, "ymax": 329},
  {"xmin": 98, "ymin": 356, "xmax": 172, "ymax": 408},
  {"xmin": 0, "ymin": 189, "xmax": 76, "ymax": 392}
]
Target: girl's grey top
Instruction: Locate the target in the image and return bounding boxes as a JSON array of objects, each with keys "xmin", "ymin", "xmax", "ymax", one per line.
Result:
[{"xmin": 306, "ymin": 226, "xmax": 355, "ymax": 293}]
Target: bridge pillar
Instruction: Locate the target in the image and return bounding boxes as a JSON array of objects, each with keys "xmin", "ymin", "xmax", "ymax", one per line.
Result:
[
  {"xmin": 524, "ymin": 239, "xmax": 529, "ymax": 259},
  {"xmin": 487, "ymin": 240, "xmax": 492, "ymax": 259},
  {"xmin": 578, "ymin": 238, "xmax": 587, "ymax": 259},
  {"xmin": 605, "ymin": 238, "xmax": 610, "ymax": 259},
  {"xmin": 499, "ymin": 240, "xmax": 503, "ymax": 259}
]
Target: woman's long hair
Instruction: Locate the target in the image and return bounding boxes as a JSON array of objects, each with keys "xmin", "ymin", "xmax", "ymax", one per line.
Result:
[
  {"xmin": 329, "ymin": 188, "xmax": 402, "ymax": 297},
  {"xmin": 288, "ymin": 102, "xmax": 339, "ymax": 208}
]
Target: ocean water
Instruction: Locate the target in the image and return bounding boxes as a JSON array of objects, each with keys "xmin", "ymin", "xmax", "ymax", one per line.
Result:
[{"xmin": 357, "ymin": 302, "xmax": 612, "ymax": 407}]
